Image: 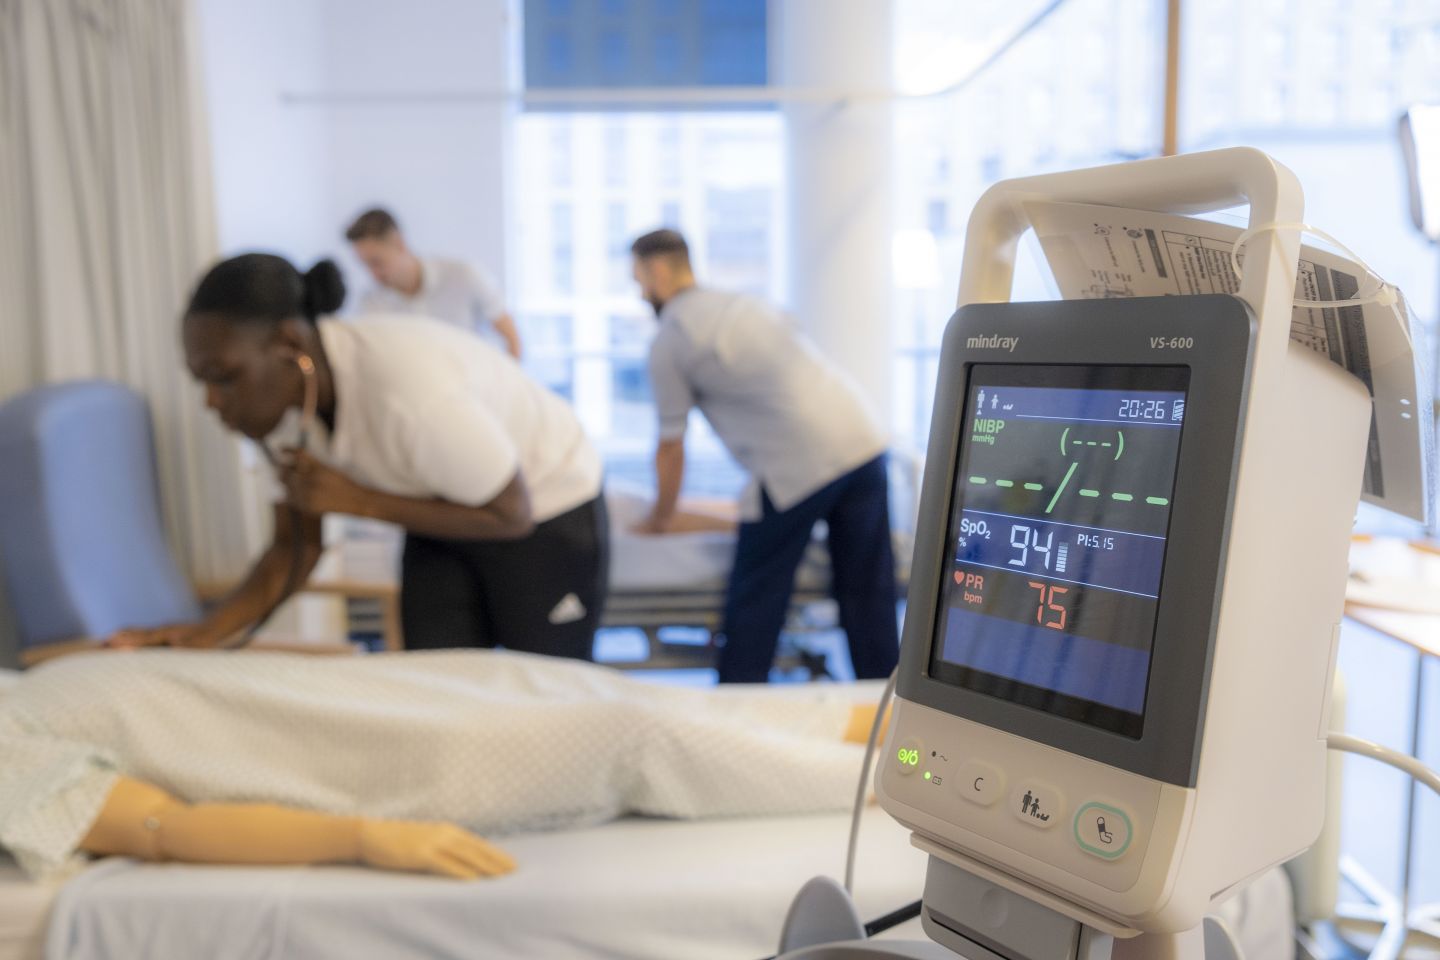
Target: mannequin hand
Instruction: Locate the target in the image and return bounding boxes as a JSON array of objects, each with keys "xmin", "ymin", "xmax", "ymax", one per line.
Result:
[
  {"xmin": 279, "ymin": 450, "xmax": 366, "ymax": 517},
  {"xmin": 106, "ymin": 623, "xmax": 213, "ymax": 649},
  {"xmin": 358, "ymin": 819, "xmax": 516, "ymax": 880}
]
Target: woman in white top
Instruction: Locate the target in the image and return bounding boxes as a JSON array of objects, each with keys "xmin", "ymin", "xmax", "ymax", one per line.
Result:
[{"xmin": 114, "ymin": 254, "xmax": 607, "ymax": 659}]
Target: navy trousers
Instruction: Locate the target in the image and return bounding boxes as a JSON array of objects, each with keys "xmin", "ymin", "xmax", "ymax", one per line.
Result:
[{"xmin": 718, "ymin": 455, "xmax": 900, "ymax": 683}]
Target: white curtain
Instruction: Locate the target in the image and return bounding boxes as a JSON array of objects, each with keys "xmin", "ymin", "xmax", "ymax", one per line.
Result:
[{"xmin": 0, "ymin": 0, "xmax": 261, "ymax": 587}]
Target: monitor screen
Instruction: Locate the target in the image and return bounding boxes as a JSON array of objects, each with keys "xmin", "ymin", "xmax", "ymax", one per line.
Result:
[{"xmin": 929, "ymin": 364, "xmax": 1190, "ymax": 738}]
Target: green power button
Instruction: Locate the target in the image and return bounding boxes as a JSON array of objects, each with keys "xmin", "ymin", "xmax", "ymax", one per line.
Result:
[
  {"xmin": 1074, "ymin": 801, "xmax": 1133, "ymax": 860},
  {"xmin": 896, "ymin": 739, "xmax": 922, "ymax": 775}
]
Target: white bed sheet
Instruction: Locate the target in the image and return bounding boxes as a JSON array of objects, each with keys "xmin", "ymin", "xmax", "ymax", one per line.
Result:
[
  {"xmin": 39, "ymin": 809, "xmax": 927, "ymax": 960},
  {"xmin": 6, "ymin": 821, "xmax": 1296, "ymax": 960},
  {"xmin": 0, "ymin": 660, "xmax": 1290, "ymax": 960},
  {"xmin": 0, "ymin": 858, "xmax": 59, "ymax": 960},
  {"xmin": 609, "ymin": 527, "xmax": 832, "ymax": 594}
]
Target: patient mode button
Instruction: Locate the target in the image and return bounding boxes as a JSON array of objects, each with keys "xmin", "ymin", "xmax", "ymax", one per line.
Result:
[
  {"xmin": 955, "ymin": 760, "xmax": 1004, "ymax": 807},
  {"xmin": 1009, "ymin": 782, "xmax": 1065, "ymax": 829}
]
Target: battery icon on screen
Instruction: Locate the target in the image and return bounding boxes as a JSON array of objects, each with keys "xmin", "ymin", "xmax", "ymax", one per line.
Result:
[
  {"xmin": 1056, "ymin": 542, "xmax": 1069, "ymax": 574},
  {"xmin": 1171, "ymin": 399, "xmax": 1185, "ymax": 421}
]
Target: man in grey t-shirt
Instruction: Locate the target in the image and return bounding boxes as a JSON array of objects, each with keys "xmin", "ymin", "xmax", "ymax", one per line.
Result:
[
  {"xmin": 345, "ymin": 208, "xmax": 522, "ymax": 359},
  {"xmin": 630, "ymin": 229, "xmax": 899, "ymax": 683}
]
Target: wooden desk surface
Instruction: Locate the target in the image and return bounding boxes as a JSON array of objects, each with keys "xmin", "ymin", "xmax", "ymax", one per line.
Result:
[{"xmin": 1344, "ymin": 535, "xmax": 1440, "ymax": 660}]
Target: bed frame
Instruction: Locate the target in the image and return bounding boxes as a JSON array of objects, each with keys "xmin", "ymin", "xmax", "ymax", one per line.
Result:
[{"xmin": 599, "ymin": 584, "xmax": 840, "ymax": 676}]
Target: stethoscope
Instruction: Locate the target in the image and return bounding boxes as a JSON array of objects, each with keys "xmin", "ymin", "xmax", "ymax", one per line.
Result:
[{"xmin": 221, "ymin": 351, "xmax": 319, "ymax": 650}]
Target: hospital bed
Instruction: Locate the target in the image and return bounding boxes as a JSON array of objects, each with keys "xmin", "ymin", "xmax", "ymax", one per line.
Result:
[
  {"xmin": 288, "ymin": 456, "xmax": 923, "ymax": 672},
  {"xmin": 0, "ymin": 672, "xmax": 924, "ymax": 960},
  {"xmin": 602, "ymin": 454, "xmax": 921, "ymax": 673},
  {"xmin": 0, "ymin": 659, "xmax": 1314, "ymax": 959},
  {"xmin": 0, "ymin": 809, "xmax": 926, "ymax": 960},
  {"xmin": 0, "ymin": 809, "xmax": 1298, "ymax": 960}
]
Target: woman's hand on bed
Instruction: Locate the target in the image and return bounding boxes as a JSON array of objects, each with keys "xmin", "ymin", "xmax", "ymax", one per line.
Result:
[
  {"xmin": 105, "ymin": 622, "xmax": 211, "ymax": 649},
  {"xmin": 358, "ymin": 819, "xmax": 516, "ymax": 880}
]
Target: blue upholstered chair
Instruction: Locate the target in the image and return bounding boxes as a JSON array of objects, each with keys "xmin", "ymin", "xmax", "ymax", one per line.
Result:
[{"xmin": 0, "ymin": 381, "xmax": 200, "ymax": 661}]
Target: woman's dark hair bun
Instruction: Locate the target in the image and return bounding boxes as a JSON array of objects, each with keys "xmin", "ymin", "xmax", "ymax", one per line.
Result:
[
  {"xmin": 185, "ymin": 252, "xmax": 345, "ymax": 330},
  {"xmin": 301, "ymin": 259, "xmax": 346, "ymax": 319}
]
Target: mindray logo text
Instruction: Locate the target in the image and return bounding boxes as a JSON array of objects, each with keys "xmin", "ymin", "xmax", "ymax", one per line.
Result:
[{"xmin": 966, "ymin": 334, "xmax": 1019, "ymax": 352}]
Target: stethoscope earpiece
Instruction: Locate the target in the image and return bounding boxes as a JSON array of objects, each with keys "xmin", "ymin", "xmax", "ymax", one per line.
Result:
[{"xmin": 260, "ymin": 350, "xmax": 319, "ymax": 461}]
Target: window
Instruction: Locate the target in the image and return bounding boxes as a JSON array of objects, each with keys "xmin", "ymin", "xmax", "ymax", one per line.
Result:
[
  {"xmin": 655, "ymin": 29, "xmax": 683, "ymax": 82},
  {"xmin": 543, "ymin": 28, "xmax": 574, "ymax": 75},
  {"xmin": 890, "ymin": 0, "xmax": 1165, "ymax": 448},
  {"xmin": 705, "ymin": 186, "xmax": 770, "ymax": 297},
  {"xmin": 603, "ymin": 124, "xmax": 627, "ymax": 188},
  {"xmin": 513, "ymin": 112, "xmax": 782, "ymax": 490},
  {"xmin": 926, "ymin": 199, "xmax": 947, "ymax": 235},
  {"xmin": 606, "ymin": 201, "xmax": 630, "ymax": 293},
  {"xmin": 524, "ymin": 314, "xmax": 575, "ymax": 402},
  {"xmin": 551, "ymin": 202, "xmax": 574, "ymax": 296},
  {"xmin": 549, "ymin": 126, "xmax": 572, "ymax": 187},
  {"xmin": 1179, "ymin": 0, "xmax": 1440, "ymax": 335},
  {"xmin": 524, "ymin": 0, "xmax": 766, "ymax": 91},
  {"xmin": 661, "ymin": 199, "xmax": 681, "ymax": 229},
  {"xmin": 599, "ymin": 30, "xmax": 626, "ymax": 81},
  {"xmin": 658, "ymin": 122, "xmax": 682, "ymax": 187},
  {"xmin": 608, "ymin": 314, "xmax": 654, "ymax": 440}
]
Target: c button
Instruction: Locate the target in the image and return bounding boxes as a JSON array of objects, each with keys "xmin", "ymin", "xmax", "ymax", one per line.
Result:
[{"xmin": 955, "ymin": 760, "xmax": 1004, "ymax": 807}]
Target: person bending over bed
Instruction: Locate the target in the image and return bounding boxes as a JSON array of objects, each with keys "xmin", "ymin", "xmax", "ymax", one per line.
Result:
[
  {"xmin": 0, "ymin": 651, "xmax": 885, "ymax": 882},
  {"xmin": 112, "ymin": 253, "xmax": 608, "ymax": 659}
]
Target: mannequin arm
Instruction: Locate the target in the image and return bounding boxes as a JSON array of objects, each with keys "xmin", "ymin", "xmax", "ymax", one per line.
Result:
[
  {"xmin": 844, "ymin": 703, "xmax": 890, "ymax": 745},
  {"xmin": 80, "ymin": 777, "xmax": 514, "ymax": 880}
]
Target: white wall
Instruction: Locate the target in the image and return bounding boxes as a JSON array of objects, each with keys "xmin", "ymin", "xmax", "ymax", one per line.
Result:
[
  {"xmin": 315, "ymin": 0, "xmax": 513, "ymax": 303},
  {"xmin": 196, "ymin": 0, "xmax": 334, "ymax": 266},
  {"xmin": 772, "ymin": 0, "xmax": 894, "ymax": 428},
  {"xmin": 197, "ymin": 0, "xmax": 513, "ymax": 305}
]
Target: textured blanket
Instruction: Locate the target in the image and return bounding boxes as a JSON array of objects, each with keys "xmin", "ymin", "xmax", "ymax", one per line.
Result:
[{"xmin": 0, "ymin": 650, "xmax": 861, "ymax": 879}]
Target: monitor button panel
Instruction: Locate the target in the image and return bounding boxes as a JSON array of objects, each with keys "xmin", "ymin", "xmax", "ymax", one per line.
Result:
[{"xmin": 881, "ymin": 701, "xmax": 1166, "ymax": 892}]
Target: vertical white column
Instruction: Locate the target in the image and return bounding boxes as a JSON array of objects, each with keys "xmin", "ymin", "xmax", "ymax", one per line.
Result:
[{"xmin": 771, "ymin": 0, "xmax": 895, "ymax": 429}]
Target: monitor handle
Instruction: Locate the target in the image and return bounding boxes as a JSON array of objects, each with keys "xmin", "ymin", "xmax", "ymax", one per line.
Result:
[{"xmin": 955, "ymin": 146, "xmax": 1304, "ymax": 362}]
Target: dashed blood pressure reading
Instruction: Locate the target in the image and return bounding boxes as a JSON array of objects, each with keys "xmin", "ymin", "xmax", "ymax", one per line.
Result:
[{"xmin": 930, "ymin": 365, "xmax": 1190, "ymax": 738}]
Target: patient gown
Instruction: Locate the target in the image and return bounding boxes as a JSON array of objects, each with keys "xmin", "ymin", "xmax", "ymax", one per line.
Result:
[{"xmin": 0, "ymin": 650, "xmax": 863, "ymax": 879}]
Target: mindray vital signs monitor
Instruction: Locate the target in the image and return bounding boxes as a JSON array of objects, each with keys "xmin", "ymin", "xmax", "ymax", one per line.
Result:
[{"xmin": 877, "ymin": 149, "xmax": 1375, "ymax": 944}]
